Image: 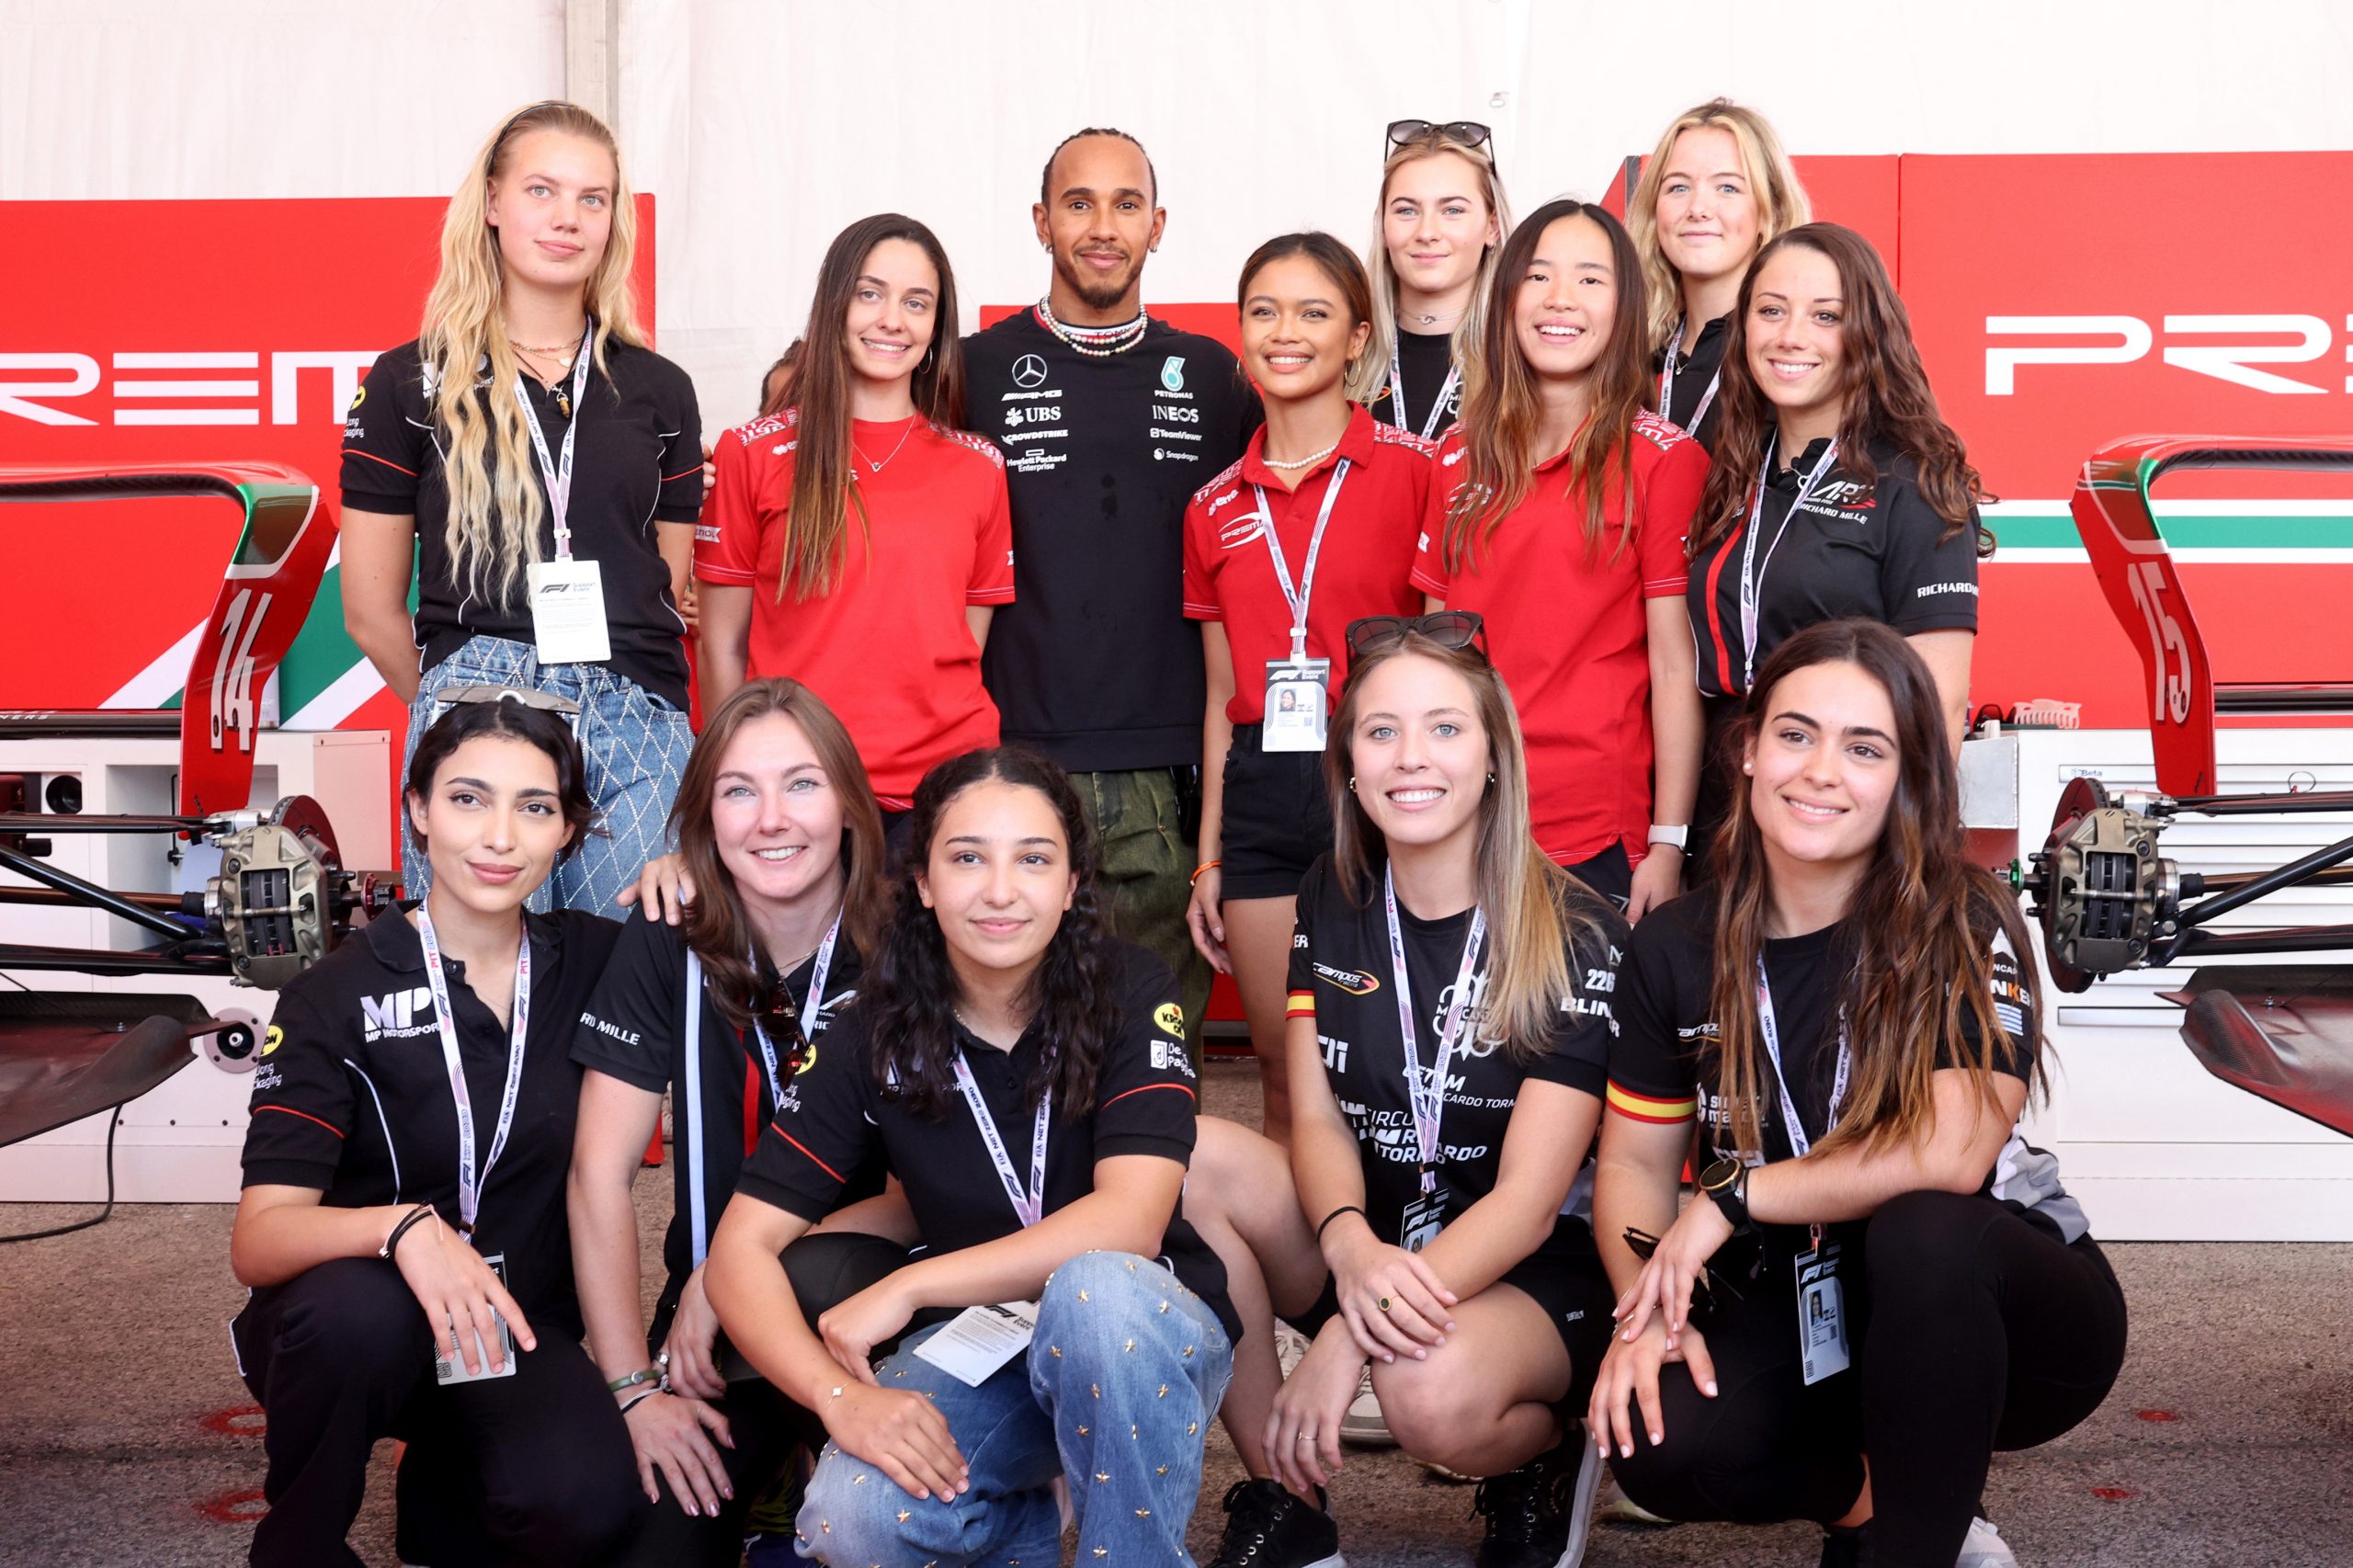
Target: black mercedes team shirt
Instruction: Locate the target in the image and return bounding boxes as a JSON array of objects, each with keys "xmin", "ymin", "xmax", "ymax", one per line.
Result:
[
  {"xmin": 1688, "ymin": 436, "xmax": 1983, "ymax": 700},
  {"xmin": 340, "ymin": 336, "xmax": 705, "ymax": 709},
  {"xmin": 1654, "ymin": 312, "xmax": 1730, "ymax": 452},
  {"xmin": 1607, "ymin": 894, "xmax": 2087, "ymax": 1244},
  {"xmin": 1285, "ymin": 855, "xmax": 1626, "ymax": 1245},
  {"xmin": 963, "ymin": 311, "xmax": 1258, "ymax": 771},
  {"xmin": 571, "ymin": 910, "xmax": 877, "ymax": 1336},
  {"xmin": 735, "ymin": 943, "xmax": 1239, "ymax": 1340},
  {"xmin": 1370, "ymin": 327, "xmax": 1463, "ymax": 441},
  {"xmin": 241, "ymin": 906, "xmax": 623, "ymax": 1335}
]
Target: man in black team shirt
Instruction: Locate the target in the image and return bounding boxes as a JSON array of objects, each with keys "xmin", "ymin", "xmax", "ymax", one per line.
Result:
[{"xmin": 966, "ymin": 127, "xmax": 1257, "ymax": 1052}]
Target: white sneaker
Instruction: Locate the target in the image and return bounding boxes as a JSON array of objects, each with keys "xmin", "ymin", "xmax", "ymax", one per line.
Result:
[
  {"xmin": 1338, "ymin": 1364, "xmax": 1395, "ymax": 1447},
  {"xmin": 1956, "ymin": 1517, "xmax": 2018, "ymax": 1568},
  {"xmin": 1275, "ymin": 1320, "xmax": 1311, "ymax": 1380},
  {"xmin": 1595, "ymin": 1472, "xmax": 1672, "ymax": 1525}
]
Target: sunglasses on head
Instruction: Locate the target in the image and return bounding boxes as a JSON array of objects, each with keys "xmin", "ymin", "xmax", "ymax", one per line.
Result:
[
  {"xmin": 1343, "ymin": 610, "xmax": 1487, "ymax": 660},
  {"xmin": 432, "ymin": 684, "xmax": 585, "ymax": 736},
  {"xmin": 1385, "ymin": 119, "xmax": 1494, "ymax": 154}
]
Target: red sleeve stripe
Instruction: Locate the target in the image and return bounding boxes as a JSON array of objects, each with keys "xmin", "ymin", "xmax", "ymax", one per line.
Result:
[
  {"xmin": 254, "ymin": 1104, "xmax": 346, "ymax": 1139},
  {"xmin": 341, "ymin": 448, "xmax": 418, "ymax": 478},
  {"xmin": 766, "ymin": 1123, "xmax": 847, "ymax": 1184},
  {"xmin": 1101, "ymin": 1082, "xmax": 1197, "ymax": 1109},
  {"xmin": 1605, "ymin": 1082, "xmax": 1698, "ymax": 1125},
  {"xmin": 662, "ymin": 466, "xmax": 703, "ymax": 483},
  {"xmin": 1286, "ymin": 990, "xmax": 1314, "ymax": 1017}
]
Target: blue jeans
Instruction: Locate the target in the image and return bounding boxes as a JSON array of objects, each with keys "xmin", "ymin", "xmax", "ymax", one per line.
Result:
[
  {"xmin": 798, "ymin": 1251, "xmax": 1233, "ymax": 1568},
  {"xmin": 404, "ymin": 636, "xmax": 693, "ymax": 914}
]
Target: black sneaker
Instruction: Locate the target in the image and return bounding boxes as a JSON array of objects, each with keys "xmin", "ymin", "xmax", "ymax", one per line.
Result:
[
  {"xmin": 1816, "ymin": 1523, "xmax": 1864, "ymax": 1568},
  {"xmin": 1206, "ymin": 1478, "xmax": 1345, "ymax": 1568},
  {"xmin": 1471, "ymin": 1431, "xmax": 1604, "ymax": 1568}
]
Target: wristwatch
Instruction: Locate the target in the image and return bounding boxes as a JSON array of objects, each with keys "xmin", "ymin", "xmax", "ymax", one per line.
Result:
[
  {"xmin": 1698, "ymin": 1156, "xmax": 1755, "ymax": 1235},
  {"xmin": 1648, "ymin": 823, "xmax": 1690, "ymax": 851}
]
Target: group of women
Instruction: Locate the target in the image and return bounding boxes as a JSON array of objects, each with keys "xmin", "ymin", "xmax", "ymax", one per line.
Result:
[{"xmin": 227, "ymin": 92, "xmax": 2130, "ymax": 1568}]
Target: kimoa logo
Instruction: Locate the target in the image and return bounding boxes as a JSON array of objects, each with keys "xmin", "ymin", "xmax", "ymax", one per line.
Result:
[
  {"xmin": 1984, "ymin": 313, "xmax": 2353, "ymax": 396},
  {"xmin": 361, "ymin": 987, "xmax": 438, "ymax": 1040},
  {"xmin": 1313, "ymin": 962, "xmax": 1381, "ymax": 995}
]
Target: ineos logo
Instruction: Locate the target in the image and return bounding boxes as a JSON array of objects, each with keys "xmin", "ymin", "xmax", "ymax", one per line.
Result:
[{"xmin": 1012, "ymin": 355, "xmax": 1048, "ymax": 389}]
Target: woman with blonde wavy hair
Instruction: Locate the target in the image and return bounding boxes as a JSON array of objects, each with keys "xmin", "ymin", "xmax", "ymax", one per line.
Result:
[
  {"xmin": 1628, "ymin": 98, "xmax": 1810, "ymax": 450},
  {"xmin": 341, "ymin": 99, "xmax": 705, "ymax": 912},
  {"xmin": 1347, "ymin": 119, "xmax": 1514, "ymax": 442}
]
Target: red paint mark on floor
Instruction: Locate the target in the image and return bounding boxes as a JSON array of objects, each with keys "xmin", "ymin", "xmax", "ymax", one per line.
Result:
[
  {"xmin": 193, "ymin": 1488, "xmax": 268, "ymax": 1524},
  {"xmin": 2089, "ymin": 1486, "xmax": 2140, "ymax": 1502},
  {"xmin": 2133, "ymin": 1408, "xmax": 2181, "ymax": 1422},
  {"xmin": 199, "ymin": 1404, "xmax": 267, "ymax": 1437}
]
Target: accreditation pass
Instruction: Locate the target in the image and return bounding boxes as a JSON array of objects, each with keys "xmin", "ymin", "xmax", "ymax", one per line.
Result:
[
  {"xmin": 1795, "ymin": 1240, "xmax": 1849, "ymax": 1385},
  {"xmin": 913, "ymin": 1300, "xmax": 1041, "ymax": 1386}
]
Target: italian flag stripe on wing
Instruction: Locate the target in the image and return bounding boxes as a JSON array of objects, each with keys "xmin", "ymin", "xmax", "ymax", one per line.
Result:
[
  {"xmin": 1606, "ymin": 1081, "xmax": 1697, "ymax": 1124},
  {"xmin": 1286, "ymin": 990, "xmax": 1314, "ymax": 1017}
]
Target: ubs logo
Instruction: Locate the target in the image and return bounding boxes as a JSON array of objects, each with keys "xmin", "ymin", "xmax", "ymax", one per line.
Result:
[{"xmin": 1012, "ymin": 354, "xmax": 1048, "ymax": 388}]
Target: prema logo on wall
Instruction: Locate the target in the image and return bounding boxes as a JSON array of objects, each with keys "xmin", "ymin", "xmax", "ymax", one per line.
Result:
[
  {"xmin": 0, "ymin": 350, "xmax": 380, "ymax": 426},
  {"xmin": 1984, "ymin": 315, "xmax": 2353, "ymax": 396}
]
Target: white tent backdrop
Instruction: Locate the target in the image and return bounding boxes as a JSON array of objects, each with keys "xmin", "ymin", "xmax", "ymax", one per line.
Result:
[{"xmin": 6, "ymin": 0, "xmax": 2353, "ymax": 431}]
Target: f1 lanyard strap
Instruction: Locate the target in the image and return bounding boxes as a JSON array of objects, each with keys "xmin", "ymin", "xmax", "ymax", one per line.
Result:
[
  {"xmin": 1389, "ymin": 357, "xmax": 1461, "ymax": 442},
  {"xmin": 1738, "ymin": 435, "xmax": 1842, "ymax": 690},
  {"xmin": 1658, "ymin": 316, "xmax": 1722, "ymax": 437},
  {"xmin": 1251, "ymin": 459, "xmax": 1351, "ymax": 662},
  {"xmin": 415, "ymin": 906, "xmax": 531, "ymax": 1235},
  {"xmin": 1382, "ymin": 865, "xmax": 1486, "ymax": 1195},
  {"xmin": 747, "ymin": 915, "xmax": 842, "ymax": 1111},
  {"xmin": 514, "ymin": 324, "xmax": 595, "ymax": 560},
  {"xmin": 951, "ymin": 1055, "xmax": 1052, "ymax": 1229},
  {"xmin": 1753, "ymin": 959, "xmax": 1850, "ymax": 1159}
]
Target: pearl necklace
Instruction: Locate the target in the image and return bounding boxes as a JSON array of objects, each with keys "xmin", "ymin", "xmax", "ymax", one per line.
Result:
[
  {"xmin": 1261, "ymin": 438, "xmax": 1341, "ymax": 472},
  {"xmin": 1037, "ymin": 297, "xmax": 1148, "ymax": 358}
]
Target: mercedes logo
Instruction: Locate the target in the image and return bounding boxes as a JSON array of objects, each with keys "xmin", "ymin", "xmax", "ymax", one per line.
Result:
[{"xmin": 1012, "ymin": 354, "xmax": 1048, "ymax": 388}]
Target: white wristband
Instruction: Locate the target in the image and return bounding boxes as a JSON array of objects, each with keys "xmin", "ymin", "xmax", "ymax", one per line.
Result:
[{"xmin": 1647, "ymin": 824, "xmax": 1689, "ymax": 850}]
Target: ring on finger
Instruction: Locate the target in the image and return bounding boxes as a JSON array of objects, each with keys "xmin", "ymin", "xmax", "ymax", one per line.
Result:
[{"xmin": 1378, "ymin": 1296, "xmax": 1392, "ymax": 1312}]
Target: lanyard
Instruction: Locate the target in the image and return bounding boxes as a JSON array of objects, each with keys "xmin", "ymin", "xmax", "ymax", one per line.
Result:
[
  {"xmin": 513, "ymin": 324, "xmax": 595, "ymax": 560},
  {"xmin": 951, "ymin": 1054, "xmax": 1052, "ymax": 1228},
  {"xmin": 1657, "ymin": 316, "xmax": 1722, "ymax": 436},
  {"xmin": 1389, "ymin": 356, "xmax": 1461, "ymax": 442},
  {"xmin": 1737, "ymin": 435, "xmax": 1842, "ymax": 691},
  {"xmin": 1251, "ymin": 459, "xmax": 1351, "ymax": 661},
  {"xmin": 747, "ymin": 915, "xmax": 842, "ymax": 1111},
  {"xmin": 415, "ymin": 906, "xmax": 531, "ymax": 1235},
  {"xmin": 1382, "ymin": 865, "xmax": 1487, "ymax": 1195},
  {"xmin": 1753, "ymin": 960, "xmax": 1850, "ymax": 1159}
]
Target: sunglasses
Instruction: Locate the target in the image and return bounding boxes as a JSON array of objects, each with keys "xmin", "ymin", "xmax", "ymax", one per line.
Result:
[
  {"xmin": 1343, "ymin": 610, "xmax": 1487, "ymax": 660},
  {"xmin": 1621, "ymin": 1226, "xmax": 1753, "ymax": 1312},
  {"xmin": 1385, "ymin": 119, "xmax": 1494, "ymax": 154},
  {"xmin": 432, "ymin": 684, "xmax": 585, "ymax": 736}
]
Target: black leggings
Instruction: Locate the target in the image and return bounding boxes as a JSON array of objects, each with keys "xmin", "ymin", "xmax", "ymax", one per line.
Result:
[{"xmin": 1609, "ymin": 1190, "xmax": 2127, "ymax": 1566}]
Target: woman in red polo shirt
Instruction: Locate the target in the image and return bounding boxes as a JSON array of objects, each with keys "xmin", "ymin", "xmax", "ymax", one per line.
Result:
[
  {"xmin": 698, "ymin": 214, "xmax": 1013, "ymax": 824},
  {"xmin": 1415, "ymin": 199, "xmax": 1706, "ymax": 917},
  {"xmin": 1182, "ymin": 233, "xmax": 1435, "ymax": 1139}
]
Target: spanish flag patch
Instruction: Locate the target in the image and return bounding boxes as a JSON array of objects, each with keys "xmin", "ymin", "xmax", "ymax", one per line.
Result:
[
  {"xmin": 1605, "ymin": 1081, "xmax": 1697, "ymax": 1124},
  {"xmin": 1286, "ymin": 990, "xmax": 1314, "ymax": 1018}
]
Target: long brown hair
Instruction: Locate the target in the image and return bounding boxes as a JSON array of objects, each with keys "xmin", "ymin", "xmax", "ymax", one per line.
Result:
[
  {"xmin": 1443, "ymin": 199, "xmax": 1652, "ymax": 571},
  {"xmin": 670, "ymin": 679, "xmax": 892, "ymax": 1033},
  {"xmin": 777, "ymin": 214, "xmax": 967, "ymax": 600},
  {"xmin": 1627, "ymin": 98, "xmax": 1811, "ymax": 355},
  {"xmin": 1704, "ymin": 619, "xmax": 2039, "ymax": 1159},
  {"xmin": 1324, "ymin": 632, "xmax": 1613, "ymax": 1059},
  {"xmin": 1690, "ymin": 223, "xmax": 1993, "ymax": 559}
]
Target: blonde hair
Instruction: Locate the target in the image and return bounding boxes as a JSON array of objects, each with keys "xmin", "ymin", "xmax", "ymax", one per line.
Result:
[
  {"xmin": 1347, "ymin": 131, "xmax": 1514, "ymax": 415},
  {"xmin": 420, "ymin": 100, "xmax": 643, "ymax": 608},
  {"xmin": 1628, "ymin": 98, "xmax": 1810, "ymax": 357}
]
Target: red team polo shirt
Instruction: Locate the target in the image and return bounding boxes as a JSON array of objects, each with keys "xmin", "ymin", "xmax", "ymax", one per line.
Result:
[
  {"xmin": 1413, "ymin": 412, "xmax": 1707, "ymax": 865},
  {"xmin": 1182, "ymin": 405, "xmax": 1435, "ymax": 725},
  {"xmin": 697, "ymin": 409, "xmax": 1016, "ymax": 803}
]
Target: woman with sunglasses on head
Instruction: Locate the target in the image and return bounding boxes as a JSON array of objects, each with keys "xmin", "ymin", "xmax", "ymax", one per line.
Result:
[
  {"xmin": 702, "ymin": 745, "xmax": 1237, "ymax": 1568},
  {"xmin": 1629, "ymin": 99, "xmax": 1812, "ymax": 453},
  {"xmin": 229, "ymin": 696, "xmax": 638, "ymax": 1568},
  {"xmin": 1683, "ymin": 223, "xmax": 1988, "ymax": 863},
  {"xmin": 699, "ymin": 215, "xmax": 1014, "ymax": 835},
  {"xmin": 340, "ymin": 101, "xmax": 704, "ymax": 914},
  {"xmin": 1183, "ymin": 233, "xmax": 1437, "ymax": 1143},
  {"xmin": 1182, "ymin": 615, "xmax": 1627, "ymax": 1568},
  {"xmin": 569, "ymin": 678, "xmax": 896, "ymax": 1564},
  {"xmin": 1590, "ymin": 619, "xmax": 2122, "ymax": 1568},
  {"xmin": 1415, "ymin": 200, "xmax": 1707, "ymax": 918},
  {"xmin": 1349, "ymin": 119, "xmax": 1515, "ymax": 443}
]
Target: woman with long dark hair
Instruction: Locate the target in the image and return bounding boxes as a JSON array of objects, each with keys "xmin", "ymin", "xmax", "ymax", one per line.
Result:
[
  {"xmin": 1183, "ymin": 617, "xmax": 1627, "ymax": 1568},
  {"xmin": 1683, "ymin": 222, "xmax": 1989, "ymax": 864},
  {"xmin": 698, "ymin": 215, "xmax": 1013, "ymax": 822},
  {"xmin": 1415, "ymin": 199, "xmax": 1707, "ymax": 916},
  {"xmin": 1590, "ymin": 619, "xmax": 2123, "ymax": 1567},
  {"xmin": 1183, "ymin": 232, "xmax": 1435, "ymax": 1142},
  {"xmin": 702, "ymin": 747, "xmax": 1236, "ymax": 1568},
  {"xmin": 339, "ymin": 100, "xmax": 704, "ymax": 913},
  {"xmin": 229, "ymin": 695, "xmax": 634, "ymax": 1566},
  {"xmin": 569, "ymin": 678, "xmax": 893, "ymax": 1563}
]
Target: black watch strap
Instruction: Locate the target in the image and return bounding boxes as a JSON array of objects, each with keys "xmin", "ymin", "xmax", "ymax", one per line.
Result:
[{"xmin": 1699, "ymin": 1157, "xmax": 1755, "ymax": 1235}]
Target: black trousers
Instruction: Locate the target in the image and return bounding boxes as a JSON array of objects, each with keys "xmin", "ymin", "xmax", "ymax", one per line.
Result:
[
  {"xmin": 607, "ymin": 1232, "xmax": 918, "ymax": 1567},
  {"xmin": 1609, "ymin": 1189, "xmax": 2128, "ymax": 1567},
  {"xmin": 231, "ymin": 1256, "xmax": 642, "ymax": 1568}
]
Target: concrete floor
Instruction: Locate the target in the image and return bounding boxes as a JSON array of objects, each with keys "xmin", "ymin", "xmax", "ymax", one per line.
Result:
[{"xmin": 3, "ymin": 1060, "xmax": 2349, "ymax": 1566}]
